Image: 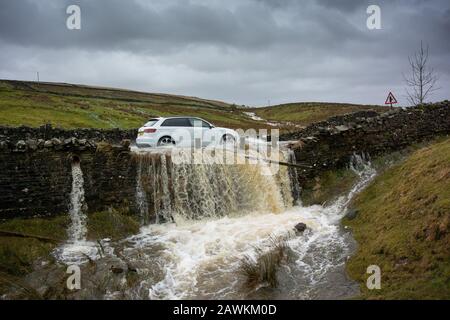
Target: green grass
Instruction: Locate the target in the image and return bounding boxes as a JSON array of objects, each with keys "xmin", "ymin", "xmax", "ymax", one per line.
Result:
[
  {"xmin": 87, "ymin": 210, "xmax": 139, "ymax": 241},
  {"xmin": 250, "ymin": 102, "xmax": 389, "ymax": 127},
  {"xmin": 299, "ymin": 142, "xmax": 434, "ymax": 207},
  {"xmin": 0, "ymin": 80, "xmax": 266, "ymax": 130},
  {"xmin": 239, "ymin": 236, "xmax": 291, "ymax": 290},
  {"xmin": 0, "ymin": 80, "xmax": 390, "ymax": 132},
  {"xmin": 0, "ymin": 216, "xmax": 69, "ymax": 276},
  {"xmin": 0, "ymin": 209, "xmax": 140, "ymax": 294},
  {"xmin": 0, "ymin": 210, "xmax": 138, "ymax": 297},
  {"xmin": 344, "ymin": 138, "xmax": 450, "ymax": 299}
]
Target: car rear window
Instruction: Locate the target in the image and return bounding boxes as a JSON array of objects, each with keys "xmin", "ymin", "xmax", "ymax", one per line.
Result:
[
  {"xmin": 161, "ymin": 118, "xmax": 192, "ymax": 127},
  {"xmin": 144, "ymin": 119, "xmax": 159, "ymax": 127}
]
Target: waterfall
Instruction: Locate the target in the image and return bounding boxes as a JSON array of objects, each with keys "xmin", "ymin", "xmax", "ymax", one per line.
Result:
[
  {"xmin": 53, "ymin": 160, "xmax": 99, "ymax": 265},
  {"xmin": 338, "ymin": 153, "xmax": 377, "ymax": 210},
  {"xmin": 48, "ymin": 150, "xmax": 377, "ymax": 299},
  {"xmin": 68, "ymin": 161, "xmax": 87, "ymax": 242},
  {"xmin": 286, "ymin": 149, "xmax": 302, "ymax": 205},
  {"xmin": 118, "ymin": 153, "xmax": 377, "ymax": 300},
  {"xmin": 133, "ymin": 148, "xmax": 296, "ymax": 224},
  {"xmin": 133, "ymin": 152, "xmax": 174, "ymax": 224},
  {"xmin": 135, "ymin": 159, "xmax": 150, "ymax": 225}
]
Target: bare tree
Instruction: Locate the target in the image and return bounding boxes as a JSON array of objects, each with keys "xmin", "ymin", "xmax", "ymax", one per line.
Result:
[{"xmin": 404, "ymin": 41, "xmax": 440, "ymax": 106}]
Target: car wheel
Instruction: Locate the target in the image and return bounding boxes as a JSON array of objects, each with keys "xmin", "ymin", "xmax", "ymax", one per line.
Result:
[
  {"xmin": 221, "ymin": 134, "xmax": 236, "ymax": 145},
  {"xmin": 158, "ymin": 136, "xmax": 175, "ymax": 147}
]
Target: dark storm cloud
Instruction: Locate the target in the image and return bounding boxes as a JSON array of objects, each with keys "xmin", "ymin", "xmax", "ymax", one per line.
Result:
[
  {"xmin": 314, "ymin": 0, "xmax": 367, "ymax": 12},
  {"xmin": 0, "ymin": 0, "xmax": 449, "ymax": 106},
  {"xmin": 0, "ymin": 0, "xmax": 363, "ymax": 52},
  {"xmin": 0, "ymin": 0, "xmax": 288, "ymax": 50}
]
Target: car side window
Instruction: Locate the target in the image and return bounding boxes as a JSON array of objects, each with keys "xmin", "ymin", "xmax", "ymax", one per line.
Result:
[
  {"xmin": 201, "ymin": 120, "xmax": 211, "ymax": 128},
  {"xmin": 161, "ymin": 118, "xmax": 192, "ymax": 127},
  {"xmin": 189, "ymin": 118, "xmax": 211, "ymax": 128}
]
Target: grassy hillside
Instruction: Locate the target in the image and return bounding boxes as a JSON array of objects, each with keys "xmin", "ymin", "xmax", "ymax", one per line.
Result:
[
  {"xmin": 0, "ymin": 80, "xmax": 265, "ymax": 130},
  {"xmin": 0, "ymin": 79, "xmax": 388, "ymax": 131},
  {"xmin": 344, "ymin": 137, "xmax": 450, "ymax": 299},
  {"xmin": 250, "ymin": 102, "xmax": 389, "ymax": 127}
]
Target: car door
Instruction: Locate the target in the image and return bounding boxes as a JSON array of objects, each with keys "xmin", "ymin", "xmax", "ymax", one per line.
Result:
[
  {"xmin": 200, "ymin": 119, "xmax": 216, "ymax": 146},
  {"xmin": 190, "ymin": 118, "xmax": 213, "ymax": 147}
]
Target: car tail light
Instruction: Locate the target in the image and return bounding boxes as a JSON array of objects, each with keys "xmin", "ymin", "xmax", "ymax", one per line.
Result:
[{"xmin": 144, "ymin": 128, "xmax": 157, "ymax": 133}]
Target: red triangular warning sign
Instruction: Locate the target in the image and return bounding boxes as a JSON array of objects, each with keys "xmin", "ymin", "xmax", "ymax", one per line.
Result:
[{"xmin": 385, "ymin": 92, "xmax": 398, "ymax": 105}]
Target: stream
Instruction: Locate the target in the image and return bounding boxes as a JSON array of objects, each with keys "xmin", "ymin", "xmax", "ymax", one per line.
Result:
[{"xmin": 47, "ymin": 148, "xmax": 376, "ymax": 300}]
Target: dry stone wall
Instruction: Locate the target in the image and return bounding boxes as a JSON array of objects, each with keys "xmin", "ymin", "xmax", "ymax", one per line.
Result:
[
  {"xmin": 281, "ymin": 102, "xmax": 450, "ymax": 184},
  {"xmin": 0, "ymin": 102, "xmax": 449, "ymax": 219},
  {"xmin": 0, "ymin": 139, "xmax": 137, "ymax": 219}
]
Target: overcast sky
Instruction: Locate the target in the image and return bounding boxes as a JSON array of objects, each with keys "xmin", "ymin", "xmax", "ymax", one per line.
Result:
[{"xmin": 0, "ymin": 0, "xmax": 449, "ymax": 106}]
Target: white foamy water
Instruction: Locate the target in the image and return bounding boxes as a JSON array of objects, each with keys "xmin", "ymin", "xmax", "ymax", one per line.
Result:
[
  {"xmin": 243, "ymin": 112, "xmax": 265, "ymax": 122},
  {"xmin": 123, "ymin": 207, "xmax": 329, "ymax": 299},
  {"xmin": 54, "ymin": 241, "xmax": 99, "ymax": 265},
  {"xmin": 53, "ymin": 161, "xmax": 101, "ymax": 264},
  {"xmin": 68, "ymin": 162, "xmax": 87, "ymax": 242},
  {"xmin": 51, "ymin": 149, "xmax": 375, "ymax": 299},
  {"xmin": 113, "ymin": 154, "xmax": 376, "ymax": 300},
  {"xmin": 132, "ymin": 147, "xmax": 294, "ymax": 223}
]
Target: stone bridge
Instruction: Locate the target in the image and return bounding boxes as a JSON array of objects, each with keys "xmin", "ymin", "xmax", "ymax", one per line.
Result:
[{"xmin": 0, "ymin": 101, "xmax": 449, "ymax": 220}]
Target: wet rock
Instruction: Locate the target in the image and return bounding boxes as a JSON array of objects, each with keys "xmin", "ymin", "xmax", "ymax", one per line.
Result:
[
  {"xmin": 86, "ymin": 140, "xmax": 97, "ymax": 148},
  {"xmin": 64, "ymin": 137, "xmax": 81, "ymax": 148},
  {"xmin": 336, "ymin": 125, "xmax": 350, "ymax": 132},
  {"xmin": 26, "ymin": 139, "xmax": 38, "ymax": 151},
  {"xmin": 294, "ymin": 222, "xmax": 307, "ymax": 233},
  {"xmin": 127, "ymin": 265, "xmax": 138, "ymax": 273},
  {"xmin": 51, "ymin": 138, "xmax": 62, "ymax": 150},
  {"xmin": 345, "ymin": 209, "xmax": 359, "ymax": 220},
  {"xmin": 37, "ymin": 139, "xmax": 45, "ymax": 149},
  {"xmin": 15, "ymin": 140, "xmax": 27, "ymax": 152},
  {"xmin": 50, "ymin": 138, "xmax": 61, "ymax": 146},
  {"xmin": 317, "ymin": 126, "xmax": 329, "ymax": 135},
  {"xmin": 44, "ymin": 140, "xmax": 53, "ymax": 148},
  {"xmin": 75, "ymin": 139, "xmax": 88, "ymax": 151},
  {"xmin": 120, "ymin": 139, "xmax": 131, "ymax": 149},
  {"xmin": 303, "ymin": 136, "xmax": 318, "ymax": 143},
  {"xmin": 63, "ymin": 138, "xmax": 74, "ymax": 146},
  {"xmin": 110, "ymin": 266, "xmax": 124, "ymax": 274},
  {"xmin": 0, "ymin": 140, "xmax": 9, "ymax": 150},
  {"xmin": 72, "ymin": 138, "xmax": 80, "ymax": 147}
]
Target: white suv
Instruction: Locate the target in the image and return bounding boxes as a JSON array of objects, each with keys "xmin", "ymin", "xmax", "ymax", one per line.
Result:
[{"xmin": 136, "ymin": 117, "xmax": 239, "ymax": 148}]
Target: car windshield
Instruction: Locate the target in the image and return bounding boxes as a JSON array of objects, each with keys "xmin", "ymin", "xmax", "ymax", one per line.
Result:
[{"xmin": 144, "ymin": 119, "xmax": 159, "ymax": 127}]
